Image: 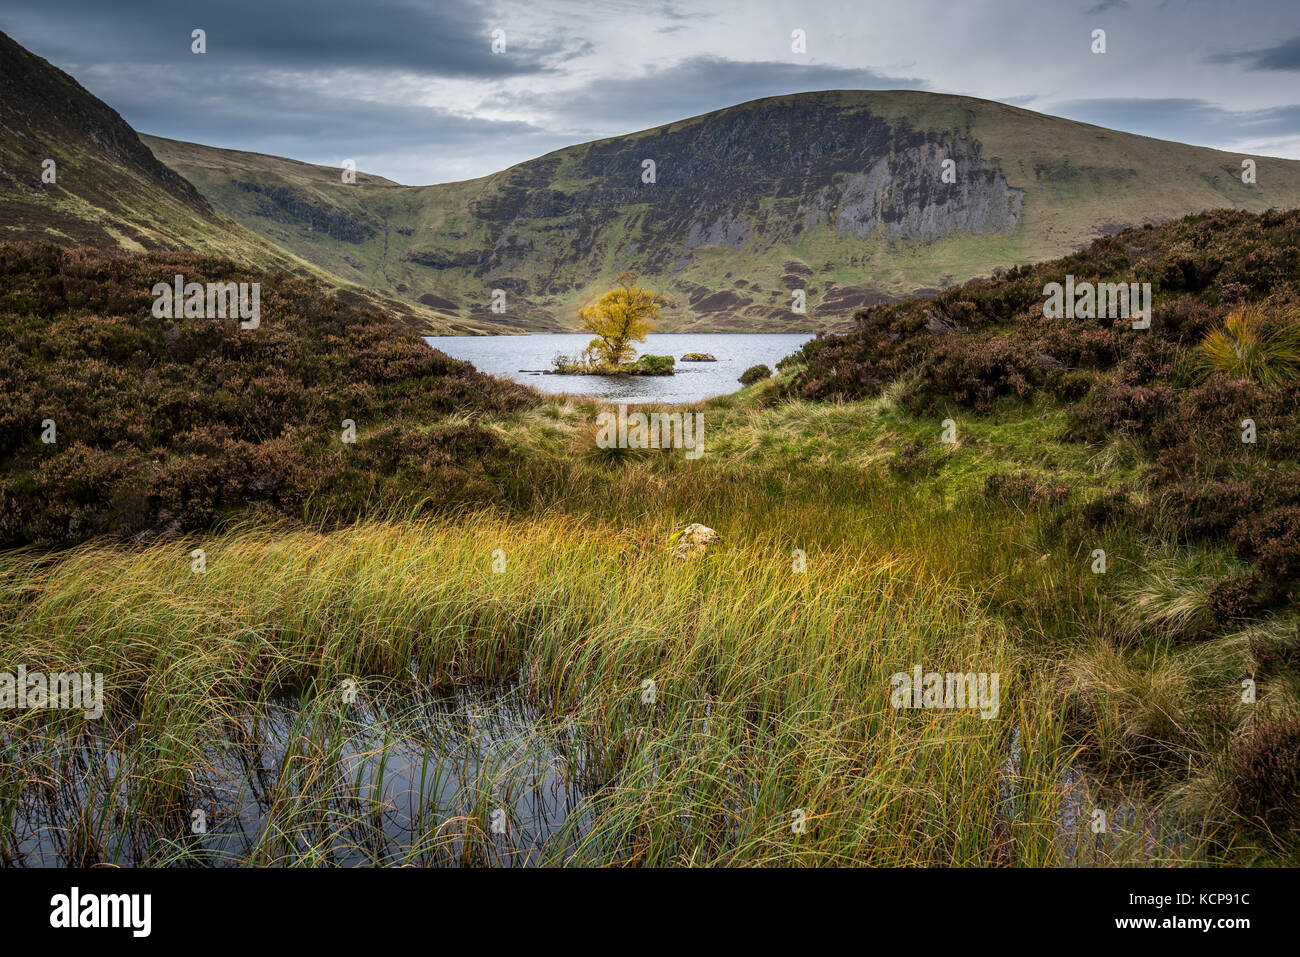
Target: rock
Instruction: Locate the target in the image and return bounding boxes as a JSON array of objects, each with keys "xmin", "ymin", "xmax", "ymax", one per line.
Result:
[
  {"xmin": 247, "ymin": 473, "xmax": 279, "ymax": 495},
  {"xmin": 925, "ymin": 311, "xmax": 963, "ymax": 335},
  {"xmin": 672, "ymin": 523, "xmax": 719, "ymax": 560},
  {"xmin": 1034, "ymin": 352, "xmax": 1066, "ymax": 370},
  {"xmin": 680, "ymin": 352, "xmax": 717, "ymax": 361}
]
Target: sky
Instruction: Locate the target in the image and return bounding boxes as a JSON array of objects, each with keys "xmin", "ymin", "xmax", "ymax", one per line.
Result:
[{"xmin": 3, "ymin": 0, "xmax": 1300, "ymax": 185}]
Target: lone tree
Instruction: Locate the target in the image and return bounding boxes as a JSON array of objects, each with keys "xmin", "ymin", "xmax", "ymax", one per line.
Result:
[{"xmin": 578, "ymin": 271, "xmax": 665, "ymax": 367}]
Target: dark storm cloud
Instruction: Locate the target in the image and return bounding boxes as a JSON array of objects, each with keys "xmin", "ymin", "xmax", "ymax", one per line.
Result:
[
  {"xmin": 1052, "ymin": 96, "xmax": 1300, "ymax": 147},
  {"xmin": 1210, "ymin": 35, "xmax": 1300, "ymax": 71},
  {"xmin": 487, "ymin": 55, "xmax": 924, "ymax": 135},
  {"xmin": 1, "ymin": 0, "xmax": 575, "ymax": 77},
  {"xmin": 0, "ymin": 0, "xmax": 579, "ymax": 181}
]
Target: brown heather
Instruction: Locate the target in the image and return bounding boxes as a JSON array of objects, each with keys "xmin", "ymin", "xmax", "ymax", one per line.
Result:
[{"xmin": 0, "ymin": 242, "xmax": 537, "ymax": 547}]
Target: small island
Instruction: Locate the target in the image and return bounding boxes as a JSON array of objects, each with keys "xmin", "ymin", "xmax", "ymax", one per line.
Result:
[
  {"xmin": 552, "ymin": 352, "xmax": 675, "ymax": 376},
  {"xmin": 680, "ymin": 353, "xmax": 717, "ymax": 362},
  {"xmin": 550, "ymin": 271, "xmax": 677, "ymax": 376}
]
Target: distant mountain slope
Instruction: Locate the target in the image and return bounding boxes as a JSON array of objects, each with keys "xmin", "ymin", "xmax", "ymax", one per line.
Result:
[
  {"xmin": 0, "ymin": 30, "xmax": 482, "ymax": 333},
  {"xmin": 147, "ymin": 91, "xmax": 1300, "ymax": 332}
]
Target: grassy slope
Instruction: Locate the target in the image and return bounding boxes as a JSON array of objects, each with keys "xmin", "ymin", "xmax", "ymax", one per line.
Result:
[
  {"xmin": 147, "ymin": 91, "xmax": 1300, "ymax": 333},
  {"xmin": 142, "ymin": 134, "xmax": 546, "ymax": 332},
  {"xmin": 0, "ymin": 136, "xmax": 484, "ymax": 334}
]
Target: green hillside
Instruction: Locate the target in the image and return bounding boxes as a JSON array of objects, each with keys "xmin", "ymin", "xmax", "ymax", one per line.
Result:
[{"xmin": 146, "ymin": 91, "xmax": 1300, "ymax": 332}]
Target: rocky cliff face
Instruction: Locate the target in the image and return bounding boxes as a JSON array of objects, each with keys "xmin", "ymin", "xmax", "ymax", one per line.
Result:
[
  {"xmin": 468, "ymin": 99, "xmax": 1021, "ymax": 273},
  {"xmin": 576, "ymin": 99, "xmax": 1021, "ymax": 252}
]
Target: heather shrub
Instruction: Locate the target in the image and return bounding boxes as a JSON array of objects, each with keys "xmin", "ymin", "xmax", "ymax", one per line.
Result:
[
  {"xmin": 911, "ymin": 334, "xmax": 1041, "ymax": 412},
  {"xmin": 1206, "ymin": 575, "xmax": 1267, "ymax": 625},
  {"xmin": 887, "ymin": 440, "xmax": 942, "ymax": 479},
  {"xmin": 1234, "ymin": 506, "xmax": 1300, "ymax": 601},
  {"xmin": 983, "ymin": 471, "xmax": 1070, "ymax": 510},
  {"xmin": 1248, "ymin": 626, "xmax": 1300, "ymax": 680},
  {"xmin": 1230, "ymin": 720, "xmax": 1300, "ymax": 844},
  {"xmin": 0, "ymin": 242, "xmax": 537, "ymax": 547}
]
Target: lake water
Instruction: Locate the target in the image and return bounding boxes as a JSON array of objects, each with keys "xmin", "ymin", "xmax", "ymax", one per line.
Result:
[{"xmin": 424, "ymin": 333, "xmax": 813, "ymax": 403}]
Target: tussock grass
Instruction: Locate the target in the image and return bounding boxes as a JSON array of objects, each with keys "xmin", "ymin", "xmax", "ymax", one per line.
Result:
[
  {"xmin": 1200, "ymin": 304, "xmax": 1300, "ymax": 385},
  {"xmin": 0, "ymin": 505, "xmax": 1125, "ymax": 866},
  {"xmin": 1116, "ymin": 551, "xmax": 1245, "ymax": 643}
]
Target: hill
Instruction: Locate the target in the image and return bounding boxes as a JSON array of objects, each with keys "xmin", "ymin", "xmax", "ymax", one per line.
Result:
[
  {"xmin": 0, "ymin": 30, "xmax": 482, "ymax": 333},
  {"xmin": 146, "ymin": 91, "xmax": 1300, "ymax": 332},
  {"xmin": 0, "ymin": 241, "xmax": 537, "ymax": 548},
  {"xmin": 786, "ymin": 205, "xmax": 1300, "ymax": 621}
]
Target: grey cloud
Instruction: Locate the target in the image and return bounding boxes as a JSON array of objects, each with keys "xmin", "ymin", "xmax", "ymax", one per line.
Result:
[
  {"xmin": 114, "ymin": 68, "xmax": 549, "ymax": 170},
  {"xmin": 996, "ymin": 94, "xmax": 1042, "ymax": 107},
  {"xmin": 1210, "ymin": 35, "xmax": 1300, "ymax": 71},
  {"xmin": 1051, "ymin": 96, "xmax": 1300, "ymax": 146},
  {"xmin": 44, "ymin": 59, "xmax": 553, "ymax": 184},
  {"xmin": 485, "ymin": 55, "xmax": 925, "ymax": 134},
  {"xmin": 2, "ymin": 0, "xmax": 577, "ymax": 78}
]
